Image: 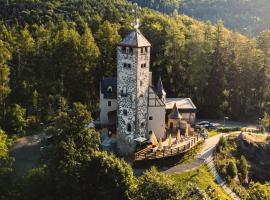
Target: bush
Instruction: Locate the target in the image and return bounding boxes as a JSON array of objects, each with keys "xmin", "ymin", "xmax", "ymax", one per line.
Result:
[
  {"xmin": 247, "ymin": 182, "xmax": 270, "ymax": 200},
  {"xmin": 133, "ymin": 167, "xmax": 182, "ymax": 200},
  {"xmin": 217, "ymin": 127, "xmax": 241, "ymax": 133},
  {"xmin": 216, "ymin": 136, "xmax": 227, "ymax": 152},
  {"xmin": 226, "ymin": 160, "xmax": 238, "ymax": 179},
  {"xmin": 237, "ymin": 155, "xmax": 249, "ymax": 182}
]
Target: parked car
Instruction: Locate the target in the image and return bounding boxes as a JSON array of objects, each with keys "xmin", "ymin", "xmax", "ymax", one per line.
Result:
[{"xmin": 197, "ymin": 121, "xmax": 216, "ymax": 130}]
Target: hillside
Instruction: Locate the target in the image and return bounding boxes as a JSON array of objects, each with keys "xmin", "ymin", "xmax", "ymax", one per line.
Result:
[
  {"xmin": 129, "ymin": 0, "xmax": 270, "ymax": 36},
  {"xmin": 0, "ymin": 0, "xmax": 269, "ymax": 124},
  {"xmin": 181, "ymin": 0, "xmax": 270, "ymax": 36}
]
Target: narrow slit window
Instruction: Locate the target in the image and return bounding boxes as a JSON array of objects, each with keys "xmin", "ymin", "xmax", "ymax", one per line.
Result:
[{"xmin": 127, "ymin": 123, "xmax": 131, "ymax": 132}]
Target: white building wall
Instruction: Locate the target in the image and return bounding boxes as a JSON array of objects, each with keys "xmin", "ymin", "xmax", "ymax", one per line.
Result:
[
  {"xmin": 148, "ymin": 106, "xmax": 166, "ymax": 140},
  {"xmin": 99, "ymin": 92, "xmax": 117, "ymax": 126}
]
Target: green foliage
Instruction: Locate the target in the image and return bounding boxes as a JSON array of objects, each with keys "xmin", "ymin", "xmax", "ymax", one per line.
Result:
[
  {"xmin": 181, "ymin": 183, "xmax": 208, "ymax": 200},
  {"xmin": 47, "ymin": 102, "xmax": 100, "ymax": 172},
  {"xmin": 134, "ymin": 167, "xmax": 182, "ymax": 200},
  {"xmin": 216, "ymin": 136, "xmax": 227, "ymax": 153},
  {"xmin": 0, "ymin": 129, "xmax": 14, "ymax": 199},
  {"xmin": 260, "ymin": 113, "xmax": 270, "ymax": 130},
  {"xmin": 5, "ymin": 104, "xmax": 28, "ymax": 135},
  {"xmin": 247, "ymin": 182, "xmax": 270, "ymax": 200},
  {"xmin": 0, "ymin": 129, "xmax": 8, "ymax": 158},
  {"xmin": 226, "ymin": 160, "xmax": 238, "ymax": 179},
  {"xmin": 237, "ymin": 155, "xmax": 249, "ymax": 181}
]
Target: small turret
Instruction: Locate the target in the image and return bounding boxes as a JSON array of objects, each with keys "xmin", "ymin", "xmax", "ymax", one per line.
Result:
[
  {"xmin": 156, "ymin": 76, "xmax": 166, "ymax": 103},
  {"xmin": 168, "ymin": 103, "xmax": 182, "ymax": 120}
]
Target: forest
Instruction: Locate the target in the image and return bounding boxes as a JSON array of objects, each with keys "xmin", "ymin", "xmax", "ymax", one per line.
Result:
[
  {"xmin": 130, "ymin": 0, "xmax": 270, "ymax": 36},
  {"xmin": 0, "ymin": 0, "xmax": 270, "ymax": 136},
  {"xmin": 1, "ymin": 0, "xmax": 270, "ymax": 199}
]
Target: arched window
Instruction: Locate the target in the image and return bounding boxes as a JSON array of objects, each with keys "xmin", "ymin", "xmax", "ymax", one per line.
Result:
[
  {"xmin": 121, "ymin": 86, "xmax": 127, "ymax": 97},
  {"xmin": 107, "ymin": 86, "xmax": 113, "ymax": 93},
  {"xmin": 127, "ymin": 123, "xmax": 131, "ymax": 132},
  {"xmin": 141, "ymin": 122, "xmax": 145, "ymax": 127}
]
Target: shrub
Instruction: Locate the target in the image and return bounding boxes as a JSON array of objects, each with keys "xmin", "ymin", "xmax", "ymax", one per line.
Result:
[
  {"xmin": 216, "ymin": 136, "xmax": 227, "ymax": 152},
  {"xmin": 226, "ymin": 160, "xmax": 238, "ymax": 179},
  {"xmin": 217, "ymin": 127, "xmax": 241, "ymax": 133},
  {"xmin": 247, "ymin": 182, "xmax": 270, "ymax": 200},
  {"xmin": 237, "ymin": 155, "xmax": 249, "ymax": 181}
]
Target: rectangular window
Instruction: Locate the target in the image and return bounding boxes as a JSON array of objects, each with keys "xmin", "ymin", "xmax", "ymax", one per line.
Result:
[
  {"xmin": 149, "ymin": 116, "xmax": 153, "ymax": 120},
  {"xmin": 141, "ymin": 48, "xmax": 144, "ymax": 54},
  {"xmin": 145, "ymin": 47, "xmax": 148, "ymax": 52},
  {"xmin": 141, "ymin": 63, "xmax": 146, "ymax": 68},
  {"xmin": 108, "ymin": 101, "xmax": 111, "ymax": 107},
  {"xmin": 123, "ymin": 63, "xmax": 131, "ymax": 68},
  {"xmin": 122, "ymin": 47, "xmax": 133, "ymax": 54}
]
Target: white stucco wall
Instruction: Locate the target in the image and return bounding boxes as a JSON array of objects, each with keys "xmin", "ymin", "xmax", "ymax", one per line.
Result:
[
  {"xmin": 99, "ymin": 92, "xmax": 117, "ymax": 126},
  {"xmin": 148, "ymin": 106, "xmax": 166, "ymax": 139}
]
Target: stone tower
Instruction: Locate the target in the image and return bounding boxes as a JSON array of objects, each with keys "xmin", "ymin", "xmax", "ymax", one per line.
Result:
[{"xmin": 116, "ymin": 23, "xmax": 151, "ymax": 155}]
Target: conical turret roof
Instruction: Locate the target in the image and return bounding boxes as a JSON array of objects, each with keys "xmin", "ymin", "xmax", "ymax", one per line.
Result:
[
  {"xmin": 156, "ymin": 76, "xmax": 166, "ymax": 98},
  {"xmin": 168, "ymin": 103, "xmax": 182, "ymax": 119},
  {"xmin": 119, "ymin": 29, "xmax": 151, "ymax": 47}
]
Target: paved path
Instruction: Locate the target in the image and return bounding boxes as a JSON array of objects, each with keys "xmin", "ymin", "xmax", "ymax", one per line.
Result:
[
  {"xmin": 165, "ymin": 133, "xmax": 240, "ymax": 200},
  {"xmin": 165, "ymin": 134, "xmax": 221, "ymax": 174},
  {"xmin": 10, "ymin": 133, "xmax": 46, "ymax": 177}
]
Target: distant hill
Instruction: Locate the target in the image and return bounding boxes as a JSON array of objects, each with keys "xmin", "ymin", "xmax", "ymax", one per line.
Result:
[
  {"xmin": 181, "ymin": 0, "xmax": 270, "ymax": 36},
  {"xmin": 129, "ymin": 0, "xmax": 270, "ymax": 36}
]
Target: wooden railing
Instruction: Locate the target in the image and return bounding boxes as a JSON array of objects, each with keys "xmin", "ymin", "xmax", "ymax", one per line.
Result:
[{"xmin": 135, "ymin": 135, "xmax": 201, "ymax": 161}]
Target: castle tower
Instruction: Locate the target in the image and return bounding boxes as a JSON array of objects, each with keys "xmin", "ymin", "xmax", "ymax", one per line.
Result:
[{"xmin": 116, "ymin": 22, "xmax": 151, "ymax": 155}]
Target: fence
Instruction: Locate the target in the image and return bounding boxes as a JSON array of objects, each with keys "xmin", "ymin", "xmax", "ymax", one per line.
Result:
[{"xmin": 135, "ymin": 135, "xmax": 201, "ymax": 161}]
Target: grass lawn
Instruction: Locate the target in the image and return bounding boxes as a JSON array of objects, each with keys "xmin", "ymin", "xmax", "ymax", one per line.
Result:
[
  {"xmin": 208, "ymin": 130, "xmax": 219, "ymax": 138},
  {"xmin": 171, "ymin": 165, "xmax": 232, "ymax": 200},
  {"xmin": 176, "ymin": 140, "xmax": 204, "ymax": 166}
]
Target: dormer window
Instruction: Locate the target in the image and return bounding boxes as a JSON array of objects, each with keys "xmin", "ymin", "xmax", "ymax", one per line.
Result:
[{"xmin": 107, "ymin": 86, "xmax": 113, "ymax": 93}]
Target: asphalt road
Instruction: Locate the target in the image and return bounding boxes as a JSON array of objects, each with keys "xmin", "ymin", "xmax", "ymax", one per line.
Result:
[{"xmin": 9, "ymin": 133, "xmax": 46, "ymax": 177}]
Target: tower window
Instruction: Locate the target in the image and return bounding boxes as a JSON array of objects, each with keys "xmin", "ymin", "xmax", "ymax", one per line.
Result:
[
  {"xmin": 140, "ymin": 81, "xmax": 143, "ymax": 86},
  {"xmin": 145, "ymin": 47, "xmax": 148, "ymax": 52},
  {"xmin": 108, "ymin": 101, "xmax": 111, "ymax": 107},
  {"xmin": 141, "ymin": 122, "xmax": 145, "ymax": 127},
  {"xmin": 149, "ymin": 116, "xmax": 153, "ymax": 120},
  {"xmin": 107, "ymin": 86, "xmax": 113, "ymax": 93},
  {"xmin": 141, "ymin": 63, "xmax": 146, "ymax": 68},
  {"xmin": 141, "ymin": 48, "xmax": 144, "ymax": 54},
  {"xmin": 140, "ymin": 94, "xmax": 143, "ymax": 97},
  {"xmin": 122, "ymin": 47, "xmax": 133, "ymax": 54},
  {"xmin": 127, "ymin": 123, "xmax": 131, "ymax": 132},
  {"xmin": 123, "ymin": 109, "xmax": 127, "ymax": 116},
  {"xmin": 121, "ymin": 86, "xmax": 127, "ymax": 97},
  {"xmin": 123, "ymin": 63, "xmax": 131, "ymax": 68}
]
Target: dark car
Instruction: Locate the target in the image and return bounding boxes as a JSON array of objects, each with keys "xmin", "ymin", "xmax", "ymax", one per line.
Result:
[{"xmin": 197, "ymin": 121, "xmax": 216, "ymax": 130}]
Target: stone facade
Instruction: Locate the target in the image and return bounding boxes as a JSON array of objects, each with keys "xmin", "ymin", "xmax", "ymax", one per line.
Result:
[{"xmin": 116, "ymin": 44, "xmax": 151, "ymax": 155}]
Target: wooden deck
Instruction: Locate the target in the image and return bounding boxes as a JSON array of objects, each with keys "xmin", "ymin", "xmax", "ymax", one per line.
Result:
[{"xmin": 135, "ymin": 135, "xmax": 201, "ymax": 161}]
